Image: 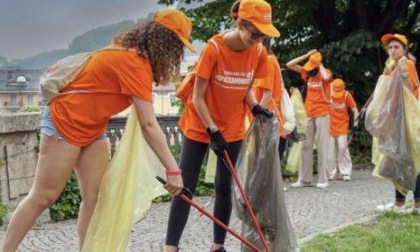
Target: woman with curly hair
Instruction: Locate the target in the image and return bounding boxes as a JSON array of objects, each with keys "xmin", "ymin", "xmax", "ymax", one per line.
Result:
[{"xmin": 2, "ymin": 9, "xmax": 194, "ymax": 252}]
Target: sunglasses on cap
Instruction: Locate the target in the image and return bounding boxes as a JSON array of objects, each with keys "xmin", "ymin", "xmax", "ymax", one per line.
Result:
[{"xmin": 243, "ymin": 24, "xmax": 266, "ymax": 40}]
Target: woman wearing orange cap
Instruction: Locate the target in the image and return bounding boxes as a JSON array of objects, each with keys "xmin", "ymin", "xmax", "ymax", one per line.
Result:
[
  {"xmin": 286, "ymin": 50, "xmax": 332, "ymax": 189},
  {"xmin": 164, "ymin": 0, "xmax": 280, "ymax": 251},
  {"xmin": 2, "ymin": 10, "xmax": 194, "ymax": 251},
  {"xmin": 253, "ymin": 37, "xmax": 294, "ymax": 168},
  {"xmin": 328, "ymin": 78, "xmax": 359, "ymax": 182},
  {"xmin": 374, "ymin": 33, "xmax": 420, "ymax": 214}
]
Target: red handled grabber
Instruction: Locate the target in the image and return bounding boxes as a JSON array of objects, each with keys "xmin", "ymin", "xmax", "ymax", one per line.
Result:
[
  {"xmin": 156, "ymin": 176, "xmax": 262, "ymax": 252},
  {"xmin": 221, "ymin": 150, "xmax": 270, "ymax": 252}
]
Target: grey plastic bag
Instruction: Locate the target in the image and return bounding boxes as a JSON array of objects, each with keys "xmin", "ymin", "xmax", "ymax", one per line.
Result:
[{"xmin": 233, "ymin": 115, "xmax": 299, "ymax": 252}]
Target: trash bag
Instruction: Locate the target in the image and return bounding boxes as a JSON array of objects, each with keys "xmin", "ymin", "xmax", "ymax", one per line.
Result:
[
  {"xmin": 233, "ymin": 115, "xmax": 299, "ymax": 252},
  {"xmin": 290, "ymin": 89, "xmax": 308, "ymax": 142},
  {"xmin": 82, "ymin": 107, "xmax": 167, "ymax": 252},
  {"xmin": 365, "ymin": 67, "xmax": 420, "ymax": 194},
  {"xmin": 286, "ymin": 142, "xmax": 302, "ymax": 174}
]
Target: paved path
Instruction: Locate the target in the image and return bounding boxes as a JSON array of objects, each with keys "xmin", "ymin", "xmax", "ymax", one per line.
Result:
[{"xmin": 0, "ymin": 168, "xmax": 397, "ymax": 251}]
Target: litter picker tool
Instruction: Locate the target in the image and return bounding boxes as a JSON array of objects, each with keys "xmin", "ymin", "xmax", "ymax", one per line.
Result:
[
  {"xmin": 156, "ymin": 176, "xmax": 262, "ymax": 252},
  {"xmin": 221, "ymin": 150, "xmax": 270, "ymax": 252}
]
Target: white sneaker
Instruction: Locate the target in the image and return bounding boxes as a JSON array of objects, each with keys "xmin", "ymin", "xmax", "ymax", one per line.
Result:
[
  {"xmin": 316, "ymin": 182, "xmax": 329, "ymax": 189},
  {"xmin": 343, "ymin": 175, "xmax": 351, "ymax": 181},
  {"xmin": 291, "ymin": 181, "xmax": 311, "ymax": 188},
  {"xmin": 375, "ymin": 202, "xmax": 407, "ymax": 213}
]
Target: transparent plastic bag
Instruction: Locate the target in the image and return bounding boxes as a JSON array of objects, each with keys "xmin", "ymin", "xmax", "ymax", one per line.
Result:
[
  {"xmin": 233, "ymin": 115, "xmax": 299, "ymax": 252},
  {"xmin": 365, "ymin": 68, "xmax": 420, "ymax": 194},
  {"xmin": 82, "ymin": 107, "xmax": 166, "ymax": 252}
]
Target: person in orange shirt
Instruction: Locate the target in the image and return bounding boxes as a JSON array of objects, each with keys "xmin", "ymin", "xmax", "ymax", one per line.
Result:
[
  {"xmin": 253, "ymin": 37, "xmax": 291, "ymax": 162},
  {"xmin": 327, "ymin": 78, "xmax": 359, "ymax": 182},
  {"xmin": 2, "ymin": 10, "xmax": 193, "ymax": 252},
  {"xmin": 374, "ymin": 33, "xmax": 420, "ymax": 214},
  {"xmin": 164, "ymin": 1, "xmax": 279, "ymax": 251},
  {"xmin": 286, "ymin": 50, "xmax": 332, "ymax": 189}
]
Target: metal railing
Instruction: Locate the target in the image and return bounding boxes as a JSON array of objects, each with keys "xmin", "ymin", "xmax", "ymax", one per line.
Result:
[{"xmin": 106, "ymin": 115, "xmax": 183, "ymax": 157}]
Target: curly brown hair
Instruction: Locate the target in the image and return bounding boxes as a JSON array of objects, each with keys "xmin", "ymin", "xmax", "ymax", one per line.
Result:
[{"xmin": 113, "ymin": 21, "xmax": 184, "ymax": 86}]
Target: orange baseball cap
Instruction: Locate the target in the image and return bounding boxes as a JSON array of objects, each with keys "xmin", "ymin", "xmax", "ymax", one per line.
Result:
[
  {"xmin": 238, "ymin": 0, "xmax": 280, "ymax": 38},
  {"xmin": 381, "ymin": 33, "xmax": 408, "ymax": 46},
  {"xmin": 154, "ymin": 10, "xmax": 196, "ymax": 53},
  {"xmin": 303, "ymin": 52, "xmax": 322, "ymax": 71},
  {"xmin": 331, "ymin": 78, "xmax": 345, "ymax": 98}
]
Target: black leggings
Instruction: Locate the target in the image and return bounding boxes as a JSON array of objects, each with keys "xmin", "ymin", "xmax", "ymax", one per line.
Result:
[
  {"xmin": 165, "ymin": 137, "xmax": 242, "ymax": 247},
  {"xmin": 396, "ymin": 174, "xmax": 420, "ymax": 203},
  {"xmin": 278, "ymin": 136, "xmax": 287, "ymax": 160}
]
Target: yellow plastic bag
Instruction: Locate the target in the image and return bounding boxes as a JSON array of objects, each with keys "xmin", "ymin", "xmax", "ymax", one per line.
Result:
[
  {"xmin": 290, "ymin": 89, "xmax": 308, "ymax": 134},
  {"xmin": 82, "ymin": 107, "xmax": 166, "ymax": 252},
  {"xmin": 286, "ymin": 142, "xmax": 301, "ymax": 174},
  {"xmin": 365, "ymin": 69, "xmax": 420, "ymax": 194}
]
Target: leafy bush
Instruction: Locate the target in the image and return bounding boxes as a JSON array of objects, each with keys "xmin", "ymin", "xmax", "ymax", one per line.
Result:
[
  {"xmin": 22, "ymin": 107, "xmax": 41, "ymax": 113},
  {"xmin": 0, "ymin": 202, "xmax": 9, "ymax": 219},
  {"xmin": 49, "ymin": 172, "xmax": 81, "ymax": 221}
]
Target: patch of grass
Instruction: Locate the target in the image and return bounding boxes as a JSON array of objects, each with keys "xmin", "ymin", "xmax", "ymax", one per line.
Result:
[{"xmin": 302, "ymin": 212, "xmax": 420, "ymax": 252}]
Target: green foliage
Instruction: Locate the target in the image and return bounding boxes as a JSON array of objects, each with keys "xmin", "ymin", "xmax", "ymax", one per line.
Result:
[
  {"xmin": 50, "ymin": 172, "xmax": 81, "ymax": 221},
  {"xmin": 22, "ymin": 107, "xmax": 41, "ymax": 113},
  {"xmin": 302, "ymin": 212, "xmax": 420, "ymax": 252},
  {"xmin": 0, "ymin": 202, "xmax": 9, "ymax": 219},
  {"xmin": 163, "ymin": 0, "xmax": 420, "ymax": 115},
  {"xmin": 171, "ymin": 99, "xmax": 185, "ymax": 115}
]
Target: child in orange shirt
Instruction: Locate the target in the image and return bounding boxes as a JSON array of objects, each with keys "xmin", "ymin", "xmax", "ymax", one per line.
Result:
[
  {"xmin": 164, "ymin": 1, "xmax": 279, "ymax": 251},
  {"xmin": 328, "ymin": 79, "xmax": 359, "ymax": 181},
  {"xmin": 2, "ymin": 10, "xmax": 192, "ymax": 252}
]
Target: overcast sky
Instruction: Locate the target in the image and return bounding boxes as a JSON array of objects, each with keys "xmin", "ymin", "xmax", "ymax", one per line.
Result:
[{"xmin": 0, "ymin": 0, "xmax": 175, "ymax": 60}]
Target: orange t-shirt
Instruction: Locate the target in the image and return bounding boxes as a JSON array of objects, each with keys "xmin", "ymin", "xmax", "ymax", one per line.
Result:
[
  {"xmin": 301, "ymin": 71, "xmax": 331, "ymax": 118},
  {"xmin": 179, "ymin": 34, "xmax": 268, "ymax": 143},
  {"xmin": 50, "ymin": 45, "xmax": 153, "ymax": 146},
  {"xmin": 407, "ymin": 60, "xmax": 419, "ymax": 99},
  {"xmin": 330, "ymin": 91, "xmax": 356, "ymax": 136},
  {"xmin": 254, "ymin": 54, "xmax": 283, "ymax": 135}
]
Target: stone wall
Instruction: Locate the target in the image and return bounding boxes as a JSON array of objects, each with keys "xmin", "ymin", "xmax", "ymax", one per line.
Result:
[{"xmin": 0, "ymin": 112, "xmax": 48, "ymax": 222}]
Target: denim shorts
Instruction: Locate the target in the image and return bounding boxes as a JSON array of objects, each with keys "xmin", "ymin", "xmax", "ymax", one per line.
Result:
[{"xmin": 40, "ymin": 106, "xmax": 106, "ymax": 142}]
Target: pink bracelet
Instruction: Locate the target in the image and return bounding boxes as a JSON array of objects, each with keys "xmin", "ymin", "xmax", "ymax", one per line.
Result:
[{"xmin": 165, "ymin": 168, "xmax": 182, "ymax": 176}]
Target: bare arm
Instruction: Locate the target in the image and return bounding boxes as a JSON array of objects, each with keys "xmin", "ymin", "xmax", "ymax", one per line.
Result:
[
  {"xmin": 352, "ymin": 107, "xmax": 359, "ymax": 127},
  {"xmin": 286, "ymin": 49, "xmax": 318, "ymax": 73},
  {"xmin": 192, "ymin": 76, "xmax": 216, "ymax": 129},
  {"xmin": 259, "ymin": 89, "xmax": 273, "ymax": 108},
  {"xmin": 244, "ymin": 82, "xmax": 259, "ymax": 108},
  {"xmin": 132, "ymin": 97, "xmax": 183, "ymax": 195},
  {"xmin": 319, "ymin": 64, "xmax": 332, "ymax": 81}
]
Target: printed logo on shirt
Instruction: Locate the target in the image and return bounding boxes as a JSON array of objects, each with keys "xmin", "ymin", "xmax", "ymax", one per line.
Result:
[
  {"xmin": 308, "ymin": 81, "xmax": 323, "ymax": 89},
  {"xmin": 330, "ymin": 102, "xmax": 346, "ymax": 110},
  {"xmin": 214, "ymin": 69, "xmax": 254, "ymax": 90}
]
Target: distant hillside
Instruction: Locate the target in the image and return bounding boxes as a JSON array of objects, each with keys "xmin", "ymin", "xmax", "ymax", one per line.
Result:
[
  {"xmin": 3, "ymin": 12, "xmax": 204, "ymax": 69},
  {"xmin": 7, "ymin": 17, "xmax": 150, "ymax": 69}
]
